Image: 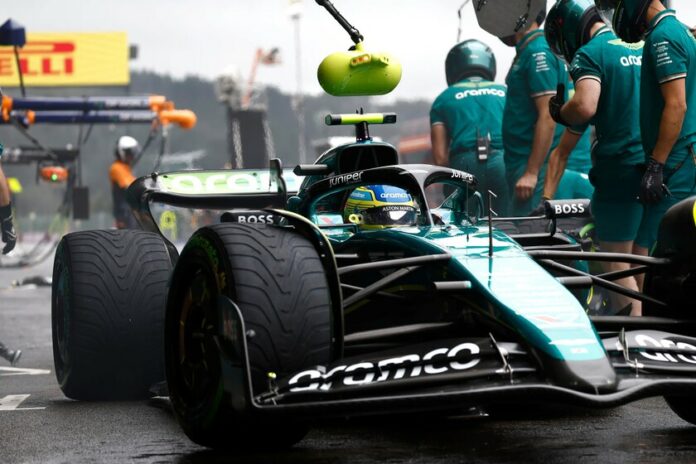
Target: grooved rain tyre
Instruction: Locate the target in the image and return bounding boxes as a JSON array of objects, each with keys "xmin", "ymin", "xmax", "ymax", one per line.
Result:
[
  {"xmin": 52, "ymin": 230, "xmax": 173, "ymax": 400},
  {"xmin": 165, "ymin": 223, "xmax": 332, "ymax": 449}
]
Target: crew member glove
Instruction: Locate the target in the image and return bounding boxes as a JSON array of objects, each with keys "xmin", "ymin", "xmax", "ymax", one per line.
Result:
[
  {"xmin": 639, "ymin": 158, "xmax": 670, "ymax": 204},
  {"xmin": 0, "ymin": 203, "xmax": 16, "ymax": 254},
  {"xmin": 549, "ymin": 84, "xmax": 570, "ymax": 127}
]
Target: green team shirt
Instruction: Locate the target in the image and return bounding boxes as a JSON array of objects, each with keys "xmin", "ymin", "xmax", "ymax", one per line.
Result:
[
  {"xmin": 569, "ymin": 28, "xmax": 644, "ymax": 165},
  {"xmin": 430, "ymin": 77, "xmax": 506, "ymax": 153},
  {"xmin": 641, "ymin": 9, "xmax": 696, "ymax": 160},
  {"xmin": 503, "ymin": 30, "xmax": 591, "ymax": 175}
]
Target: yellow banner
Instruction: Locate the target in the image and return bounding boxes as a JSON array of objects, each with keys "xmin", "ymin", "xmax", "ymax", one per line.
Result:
[{"xmin": 0, "ymin": 32, "xmax": 129, "ymax": 87}]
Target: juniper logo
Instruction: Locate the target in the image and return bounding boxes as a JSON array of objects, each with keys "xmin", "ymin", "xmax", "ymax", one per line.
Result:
[
  {"xmin": 455, "ymin": 88, "xmax": 505, "ymax": 99},
  {"xmin": 451, "ymin": 170, "xmax": 475, "ymax": 183},
  {"xmin": 329, "ymin": 171, "xmax": 363, "ymax": 188}
]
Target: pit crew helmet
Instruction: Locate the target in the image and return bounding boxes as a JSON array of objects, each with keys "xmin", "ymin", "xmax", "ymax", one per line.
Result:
[
  {"xmin": 594, "ymin": 0, "xmax": 665, "ymax": 43},
  {"xmin": 115, "ymin": 135, "xmax": 140, "ymax": 163},
  {"xmin": 546, "ymin": 0, "xmax": 604, "ymax": 63},
  {"xmin": 445, "ymin": 39, "xmax": 497, "ymax": 85},
  {"xmin": 343, "ymin": 185, "xmax": 418, "ymax": 230}
]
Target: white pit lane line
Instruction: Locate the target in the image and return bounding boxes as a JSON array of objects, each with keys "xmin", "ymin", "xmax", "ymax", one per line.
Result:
[
  {"xmin": 0, "ymin": 367, "xmax": 51, "ymax": 376},
  {"xmin": 0, "ymin": 395, "xmax": 45, "ymax": 411}
]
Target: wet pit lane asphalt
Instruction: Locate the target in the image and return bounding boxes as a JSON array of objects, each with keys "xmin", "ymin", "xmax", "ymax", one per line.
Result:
[{"xmin": 2, "ymin": 261, "xmax": 696, "ymax": 464}]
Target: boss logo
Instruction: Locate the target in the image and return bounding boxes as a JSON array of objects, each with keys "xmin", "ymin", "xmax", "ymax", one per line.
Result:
[
  {"xmin": 222, "ymin": 211, "xmax": 276, "ymax": 224},
  {"xmin": 554, "ymin": 203, "xmax": 586, "ymax": 215},
  {"xmin": 236, "ymin": 214, "xmax": 275, "ymax": 224}
]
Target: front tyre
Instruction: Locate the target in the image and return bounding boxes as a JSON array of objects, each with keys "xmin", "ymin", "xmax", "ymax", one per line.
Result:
[{"xmin": 165, "ymin": 223, "xmax": 332, "ymax": 449}]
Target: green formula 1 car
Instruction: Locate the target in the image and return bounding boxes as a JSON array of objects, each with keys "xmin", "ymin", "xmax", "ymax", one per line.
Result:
[
  {"xmin": 51, "ymin": 110, "xmax": 696, "ymax": 449},
  {"xmin": 50, "ymin": 0, "xmax": 696, "ymax": 451}
]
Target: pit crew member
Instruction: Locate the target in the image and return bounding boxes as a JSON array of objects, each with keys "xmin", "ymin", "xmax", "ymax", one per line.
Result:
[
  {"xmin": 501, "ymin": 7, "xmax": 593, "ymax": 216},
  {"xmin": 430, "ymin": 39, "xmax": 509, "ymax": 215},
  {"xmin": 544, "ymin": 0, "xmax": 646, "ymax": 315},
  {"xmin": 595, "ymin": 0, "xmax": 696, "ymax": 250}
]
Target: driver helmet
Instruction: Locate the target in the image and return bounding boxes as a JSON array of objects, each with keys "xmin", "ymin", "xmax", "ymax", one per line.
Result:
[
  {"xmin": 343, "ymin": 185, "xmax": 418, "ymax": 230},
  {"xmin": 445, "ymin": 39, "xmax": 497, "ymax": 85},
  {"xmin": 594, "ymin": 0, "xmax": 664, "ymax": 43},
  {"xmin": 547, "ymin": 0, "xmax": 604, "ymax": 63},
  {"xmin": 115, "ymin": 135, "xmax": 140, "ymax": 163}
]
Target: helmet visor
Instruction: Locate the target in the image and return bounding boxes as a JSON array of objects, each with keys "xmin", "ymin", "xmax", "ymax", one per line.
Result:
[
  {"xmin": 544, "ymin": 17, "xmax": 566, "ymax": 60},
  {"xmin": 120, "ymin": 146, "xmax": 139, "ymax": 159},
  {"xmin": 363, "ymin": 205, "xmax": 418, "ymax": 226}
]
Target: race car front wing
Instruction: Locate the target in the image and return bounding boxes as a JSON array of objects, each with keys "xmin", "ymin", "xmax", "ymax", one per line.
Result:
[{"xmin": 215, "ymin": 296, "xmax": 696, "ymax": 420}]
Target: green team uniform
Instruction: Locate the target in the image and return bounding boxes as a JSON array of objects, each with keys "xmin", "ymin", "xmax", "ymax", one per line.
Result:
[
  {"xmin": 638, "ymin": 9, "xmax": 696, "ymax": 249},
  {"xmin": 569, "ymin": 27, "xmax": 645, "ymax": 243},
  {"xmin": 503, "ymin": 30, "xmax": 592, "ymax": 216},
  {"xmin": 430, "ymin": 77, "xmax": 509, "ymax": 215}
]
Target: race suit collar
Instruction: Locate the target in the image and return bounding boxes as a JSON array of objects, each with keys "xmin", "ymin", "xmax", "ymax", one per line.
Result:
[
  {"xmin": 647, "ymin": 9, "xmax": 676, "ymax": 33},
  {"xmin": 516, "ymin": 29, "xmax": 544, "ymax": 54},
  {"xmin": 591, "ymin": 26, "xmax": 611, "ymax": 40}
]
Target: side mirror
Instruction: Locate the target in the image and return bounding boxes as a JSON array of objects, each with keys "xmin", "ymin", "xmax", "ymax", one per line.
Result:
[{"xmin": 317, "ymin": 42, "xmax": 402, "ymax": 96}]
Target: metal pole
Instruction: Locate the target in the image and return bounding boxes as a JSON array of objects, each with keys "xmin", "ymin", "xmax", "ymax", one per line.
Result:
[
  {"xmin": 13, "ymin": 47, "xmax": 26, "ymax": 97},
  {"xmin": 293, "ymin": 14, "xmax": 307, "ymax": 164}
]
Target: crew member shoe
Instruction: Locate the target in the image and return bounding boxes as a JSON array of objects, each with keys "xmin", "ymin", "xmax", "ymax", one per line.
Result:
[{"xmin": 7, "ymin": 350, "xmax": 21, "ymax": 366}]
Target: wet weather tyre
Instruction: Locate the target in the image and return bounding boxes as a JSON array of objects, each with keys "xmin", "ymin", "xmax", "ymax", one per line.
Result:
[
  {"xmin": 665, "ymin": 396, "xmax": 696, "ymax": 425},
  {"xmin": 52, "ymin": 230, "xmax": 174, "ymax": 400},
  {"xmin": 165, "ymin": 223, "xmax": 332, "ymax": 450}
]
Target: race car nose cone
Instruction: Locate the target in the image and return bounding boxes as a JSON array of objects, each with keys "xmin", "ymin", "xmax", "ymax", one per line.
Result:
[{"xmin": 544, "ymin": 356, "xmax": 618, "ymax": 394}]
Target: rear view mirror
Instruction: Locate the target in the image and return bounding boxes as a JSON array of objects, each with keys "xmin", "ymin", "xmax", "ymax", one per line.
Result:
[{"xmin": 318, "ymin": 42, "xmax": 402, "ymax": 96}]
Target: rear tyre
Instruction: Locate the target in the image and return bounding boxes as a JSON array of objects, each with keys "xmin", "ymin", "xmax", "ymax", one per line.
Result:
[
  {"xmin": 52, "ymin": 230, "xmax": 173, "ymax": 400},
  {"xmin": 165, "ymin": 223, "xmax": 332, "ymax": 450}
]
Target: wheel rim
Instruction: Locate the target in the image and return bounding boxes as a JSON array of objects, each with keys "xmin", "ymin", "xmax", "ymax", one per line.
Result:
[
  {"xmin": 52, "ymin": 254, "xmax": 71, "ymax": 379},
  {"xmin": 172, "ymin": 264, "xmax": 223, "ymax": 409}
]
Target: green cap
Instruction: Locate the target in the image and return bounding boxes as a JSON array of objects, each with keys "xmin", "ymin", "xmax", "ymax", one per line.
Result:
[
  {"xmin": 445, "ymin": 39, "xmax": 496, "ymax": 85},
  {"xmin": 547, "ymin": 0, "xmax": 603, "ymax": 62}
]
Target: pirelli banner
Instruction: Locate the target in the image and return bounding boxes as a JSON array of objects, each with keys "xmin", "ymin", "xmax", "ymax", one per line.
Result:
[{"xmin": 0, "ymin": 32, "xmax": 129, "ymax": 87}]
